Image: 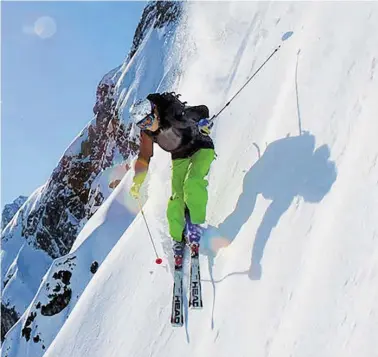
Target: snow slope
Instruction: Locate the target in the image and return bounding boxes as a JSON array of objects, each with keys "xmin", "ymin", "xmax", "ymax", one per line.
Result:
[{"xmin": 16, "ymin": 2, "xmax": 378, "ymax": 357}]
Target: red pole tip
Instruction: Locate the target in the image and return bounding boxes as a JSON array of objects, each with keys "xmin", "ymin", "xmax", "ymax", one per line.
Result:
[{"xmin": 155, "ymin": 258, "xmax": 163, "ymax": 265}]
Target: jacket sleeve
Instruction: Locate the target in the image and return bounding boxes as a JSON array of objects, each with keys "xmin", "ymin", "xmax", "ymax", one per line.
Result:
[{"xmin": 135, "ymin": 131, "xmax": 154, "ymax": 175}]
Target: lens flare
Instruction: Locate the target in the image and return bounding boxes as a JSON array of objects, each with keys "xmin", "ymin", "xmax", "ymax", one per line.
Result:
[
  {"xmin": 210, "ymin": 236, "xmax": 231, "ymax": 253},
  {"xmin": 34, "ymin": 16, "xmax": 57, "ymax": 39}
]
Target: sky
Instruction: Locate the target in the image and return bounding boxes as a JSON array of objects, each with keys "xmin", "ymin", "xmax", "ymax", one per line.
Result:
[{"xmin": 1, "ymin": 1, "xmax": 147, "ymax": 210}]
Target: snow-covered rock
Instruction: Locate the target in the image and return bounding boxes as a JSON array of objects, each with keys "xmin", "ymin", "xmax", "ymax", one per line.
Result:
[{"xmin": 1, "ymin": 196, "xmax": 28, "ymax": 231}]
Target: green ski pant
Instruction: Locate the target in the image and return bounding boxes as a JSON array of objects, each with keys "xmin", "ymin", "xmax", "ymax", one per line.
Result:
[{"xmin": 167, "ymin": 148, "xmax": 215, "ymax": 242}]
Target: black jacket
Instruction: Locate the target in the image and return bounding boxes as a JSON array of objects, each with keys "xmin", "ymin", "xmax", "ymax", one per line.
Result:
[{"xmin": 143, "ymin": 92, "xmax": 214, "ymax": 160}]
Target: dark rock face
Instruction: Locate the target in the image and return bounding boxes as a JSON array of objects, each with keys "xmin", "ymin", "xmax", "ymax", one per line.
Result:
[
  {"xmin": 40, "ymin": 270, "xmax": 72, "ymax": 317},
  {"xmin": 21, "ymin": 311, "xmax": 37, "ymax": 342},
  {"xmin": 1, "ymin": 305, "xmax": 19, "ymax": 341},
  {"xmin": 20, "ymin": 311, "xmax": 45, "ymax": 350},
  {"xmin": 15, "ymin": 257, "xmax": 78, "ymax": 349},
  {"xmin": 17, "ymin": 80, "xmax": 138, "ymax": 260}
]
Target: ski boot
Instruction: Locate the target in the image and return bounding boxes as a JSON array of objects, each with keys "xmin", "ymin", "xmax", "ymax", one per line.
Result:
[
  {"xmin": 172, "ymin": 236, "xmax": 186, "ymax": 270},
  {"xmin": 184, "ymin": 219, "xmax": 203, "ymax": 258}
]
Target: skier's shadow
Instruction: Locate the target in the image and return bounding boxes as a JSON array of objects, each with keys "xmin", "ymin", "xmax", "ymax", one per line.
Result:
[{"xmin": 203, "ymin": 131, "xmax": 337, "ymax": 282}]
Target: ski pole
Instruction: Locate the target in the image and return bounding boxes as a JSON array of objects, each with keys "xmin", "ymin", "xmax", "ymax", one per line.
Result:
[
  {"xmin": 210, "ymin": 31, "xmax": 293, "ymax": 123},
  {"xmin": 137, "ymin": 198, "xmax": 162, "ymax": 265}
]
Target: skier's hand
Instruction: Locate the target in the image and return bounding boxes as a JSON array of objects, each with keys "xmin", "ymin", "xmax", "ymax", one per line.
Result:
[
  {"xmin": 130, "ymin": 182, "xmax": 141, "ymax": 199},
  {"xmin": 198, "ymin": 119, "xmax": 213, "ymax": 136},
  {"xmin": 129, "ymin": 171, "xmax": 147, "ymax": 199}
]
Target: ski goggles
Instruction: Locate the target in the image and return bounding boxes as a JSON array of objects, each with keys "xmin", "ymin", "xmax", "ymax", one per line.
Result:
[{"xmin": 136, "ymin": 112, "xmax": 155, "ymax": 130}]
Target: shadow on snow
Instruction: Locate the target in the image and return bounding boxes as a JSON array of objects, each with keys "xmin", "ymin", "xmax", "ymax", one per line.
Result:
[{"xmin": 203, "ymin": 131, "xmax": 337, "ymax": 283}]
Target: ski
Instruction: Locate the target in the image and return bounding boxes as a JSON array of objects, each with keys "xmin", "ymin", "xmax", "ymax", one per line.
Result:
[
  {"xmin": 188, "ymin": 244, "xmax": 203, "ymax": 309},
  {"xmin": 170, "ymin": 213, "xmax": 204, "ymax": 326},
  {"xmin": 170, "ymin": 267, "xmax": 184, "ymax": 326}
]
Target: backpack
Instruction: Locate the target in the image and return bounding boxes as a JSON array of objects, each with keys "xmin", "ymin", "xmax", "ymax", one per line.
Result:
[{"xmin": 161, "ymin": 92, "xmax": 210, "ymax": 122}]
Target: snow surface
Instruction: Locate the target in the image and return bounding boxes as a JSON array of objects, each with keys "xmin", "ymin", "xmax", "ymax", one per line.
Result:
[{"xmin": 5, "ymin": 2, "xmax": 378, "ymax": 357}]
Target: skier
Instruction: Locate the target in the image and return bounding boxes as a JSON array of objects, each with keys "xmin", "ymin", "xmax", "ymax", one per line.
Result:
[{"xmin": 129, "ymin": 92, "xmax": 215, "ymax": 268}]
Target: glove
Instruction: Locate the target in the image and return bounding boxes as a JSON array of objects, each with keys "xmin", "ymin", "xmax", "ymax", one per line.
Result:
[
  {"xmin": 198, "ymin": 119, "xmax": 213, "ymax": 136},
  {"xmin": 129, "ymin": 171, "xmax": 147, "ymax": 199},
  {"xmin": 130, "ymin": 182, "xmax": 141, "ymax": 199}
]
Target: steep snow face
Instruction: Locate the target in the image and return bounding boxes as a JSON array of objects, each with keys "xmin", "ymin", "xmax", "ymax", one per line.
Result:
[
  {"xmin": 1, "ymin": 175, "xmax": 138, "ymax": 355},
  {"xmin": 0, "ymin": 2, "xmax": 183, "ymax": 356},
  {"xmin": 1, "ymin": 196, "xmax": 28, "ymax": 230},
  {"xmin": 5, "ymin": 1, "xmax": 378, "ymax": 357}
]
